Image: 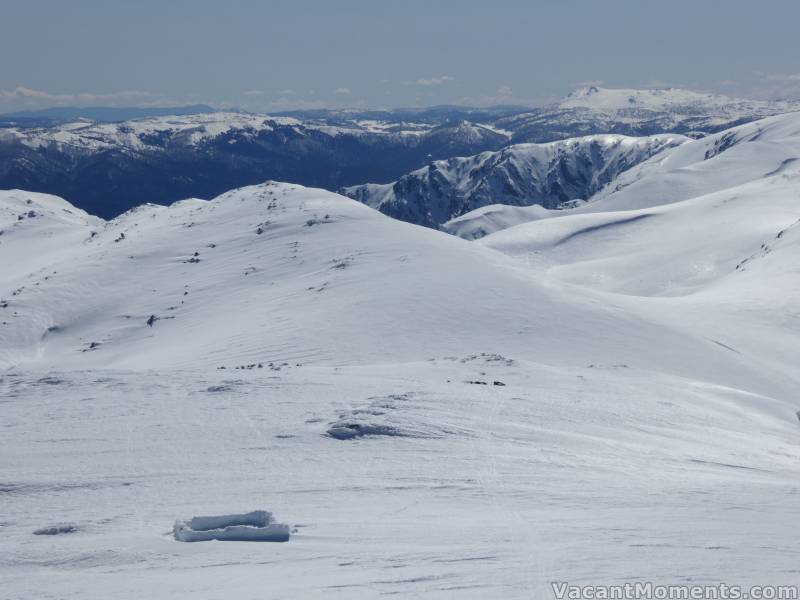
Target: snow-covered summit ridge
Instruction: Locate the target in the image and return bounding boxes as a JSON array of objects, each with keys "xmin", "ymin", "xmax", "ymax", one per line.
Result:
[
  {"xmin": 559, "ymin": 85, "xmax": 799, "ymax": 114},
  {"xmin": 562, "ymin": 85, "xmax": 709, "ymax": 108},
  {"xmin": 1, "ymin": 112, "xmax": 377, "ymax": 152},
  {"xmin": 0, "ymin": 111, "xmax": 511, "ymax": 155}
]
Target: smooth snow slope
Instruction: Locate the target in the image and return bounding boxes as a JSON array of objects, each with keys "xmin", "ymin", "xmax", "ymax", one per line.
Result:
[{"xmin": 442, "ymin": 203, "xmax": 554, "ymax": 240}]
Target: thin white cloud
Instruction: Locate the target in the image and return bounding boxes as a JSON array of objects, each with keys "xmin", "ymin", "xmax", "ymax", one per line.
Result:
[
  {"xmin": 238, "ymin": 92, "xmax": 369, "ymax": 113},
  {"xmin": 0, "ymin": 86, "xmax": 166, "ymax": 109},
  {"xmin": 496, "ymin": 85, "xmax": 513, "ymax": 98},
  {"xmin": 763, "ymin": 73, "xmax": 800, "ymax": 82},
  {"xmin": 413, "ymin": 75, "xmax": 454, "ymax": 86},
  {"xmin": 334, "ymin": 87, "xmax": 351, "ymax": 95},
  {"xmin": 241, "ymin": 97, "xmax": 330, "ymax": 112},
  {"xmin": 458, "ymin": 85, "xmax": 524, "ymax": 107},
  {"xmin": 0, "ymin": 86, "xmax": 53, "ymax": 99},
  {"xmin": 744, "ymin": 71, "xmax": 800, "ymax": 100}
]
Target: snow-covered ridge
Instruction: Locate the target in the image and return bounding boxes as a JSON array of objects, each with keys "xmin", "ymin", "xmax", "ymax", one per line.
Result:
[
  {"xmin": 437, "ymin": 111, "xmax": 800, "ymax": 239},
  {"xmin": 559, "ymin": 85, "xmax": 799, "ymax": 115},
  {"xmin": 1, "ymin": 111, "xmax": 426, "ymax": 153},
  {"xmin": 0, "ymin": 111, "xmax": 513, "ymax": 219},
  {"xmin": 1, "ymin": 178, "xmax": 789, "ymax": 397},
  {"xmin": 342, "ymin": 133, "xmax": 686, "ymax": 227},
  {"xmin": 1, "ymin": 88, "xmax": 794, "ymax": 221},
  {"xmin": 1, "ymin": 112, "xmax": 511, "ymax": 155},
  {"xmin": 582, "ymin": 110, "xmax": 800, "ymax": 212}
]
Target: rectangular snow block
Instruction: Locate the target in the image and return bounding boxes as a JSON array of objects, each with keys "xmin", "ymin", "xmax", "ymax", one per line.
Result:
[{"xmin": 173, "ymin": 510, "xmax": 290, "ymax": 542}]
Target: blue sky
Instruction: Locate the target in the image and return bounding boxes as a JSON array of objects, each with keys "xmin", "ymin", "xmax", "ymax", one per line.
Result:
[{"xmin": 2, "ymin": 0, "xmax": 799, "ymax": 112}]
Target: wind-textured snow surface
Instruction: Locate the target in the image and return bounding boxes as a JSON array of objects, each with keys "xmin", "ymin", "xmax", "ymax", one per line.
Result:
[
  {"xmin": 2, "ymin": 111, "xmax": 800, "ymax": 598},
  {"xmin": 2, "ymin": 364, "xmax": 799, "ymax": 598}
]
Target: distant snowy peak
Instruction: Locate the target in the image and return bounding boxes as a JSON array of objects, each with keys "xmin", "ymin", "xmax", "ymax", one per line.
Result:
[
  {"xmin": 560, "ymin": 86, "xmax": 727, "ymax": 111},
  {"xmin": 499, "ymin": 87, "xmax": 800, "ymax": 143},
  {"xmin": 558, "ymin": 85, "xmax": 798, "ymax": 115},
  {"xmin": 342, "ymin": 133, "xmax": 686, "ymax": 227},
  {"xmin": 424, "ymin": 120, "xmax": 510, "ymax": 145}
]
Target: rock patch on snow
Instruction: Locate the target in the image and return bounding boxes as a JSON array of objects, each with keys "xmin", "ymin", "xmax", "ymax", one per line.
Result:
[
  {"xmin": 326, "ymin": 422, "xmax": 406, "ymax": 440},
  {"xmin": 326, "ymin": 393, "xmax": 472, "ymax": 440},
  {"xmin": 33, "ymin": 524, "xmax": 78, "ymax": 535}
]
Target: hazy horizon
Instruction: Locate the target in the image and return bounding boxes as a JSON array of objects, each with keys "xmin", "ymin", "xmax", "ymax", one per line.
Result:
[{"xmin": 2, "ymin": 0, "xmax": 800, "ymax": 113}]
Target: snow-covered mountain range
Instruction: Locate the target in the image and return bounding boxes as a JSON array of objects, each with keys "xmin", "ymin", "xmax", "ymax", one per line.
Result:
[
  {"xmin": 1, "ymin": 87, "xmax": 796, "ymax": 219},
  {"xmin": 446, "ymin": 110, "xmax": 800, "ymax": 238},
  {"xmin": 3, "ymin": 111, "xmax": 799, "ymax": 374},
  {"xmin": 0, "ymin": 113, "xmax": 508, "ymax": 218},
  {"xmin": 3, "ymin": 111, "xmax": 798, "ymax": 374},
  {"xmin": 3, "ymin": 105, "xmax": 800, "ymax": 599},
  {"xmin": 343, "ymin": 133, "xmax": 685, "ymax": 227}
]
